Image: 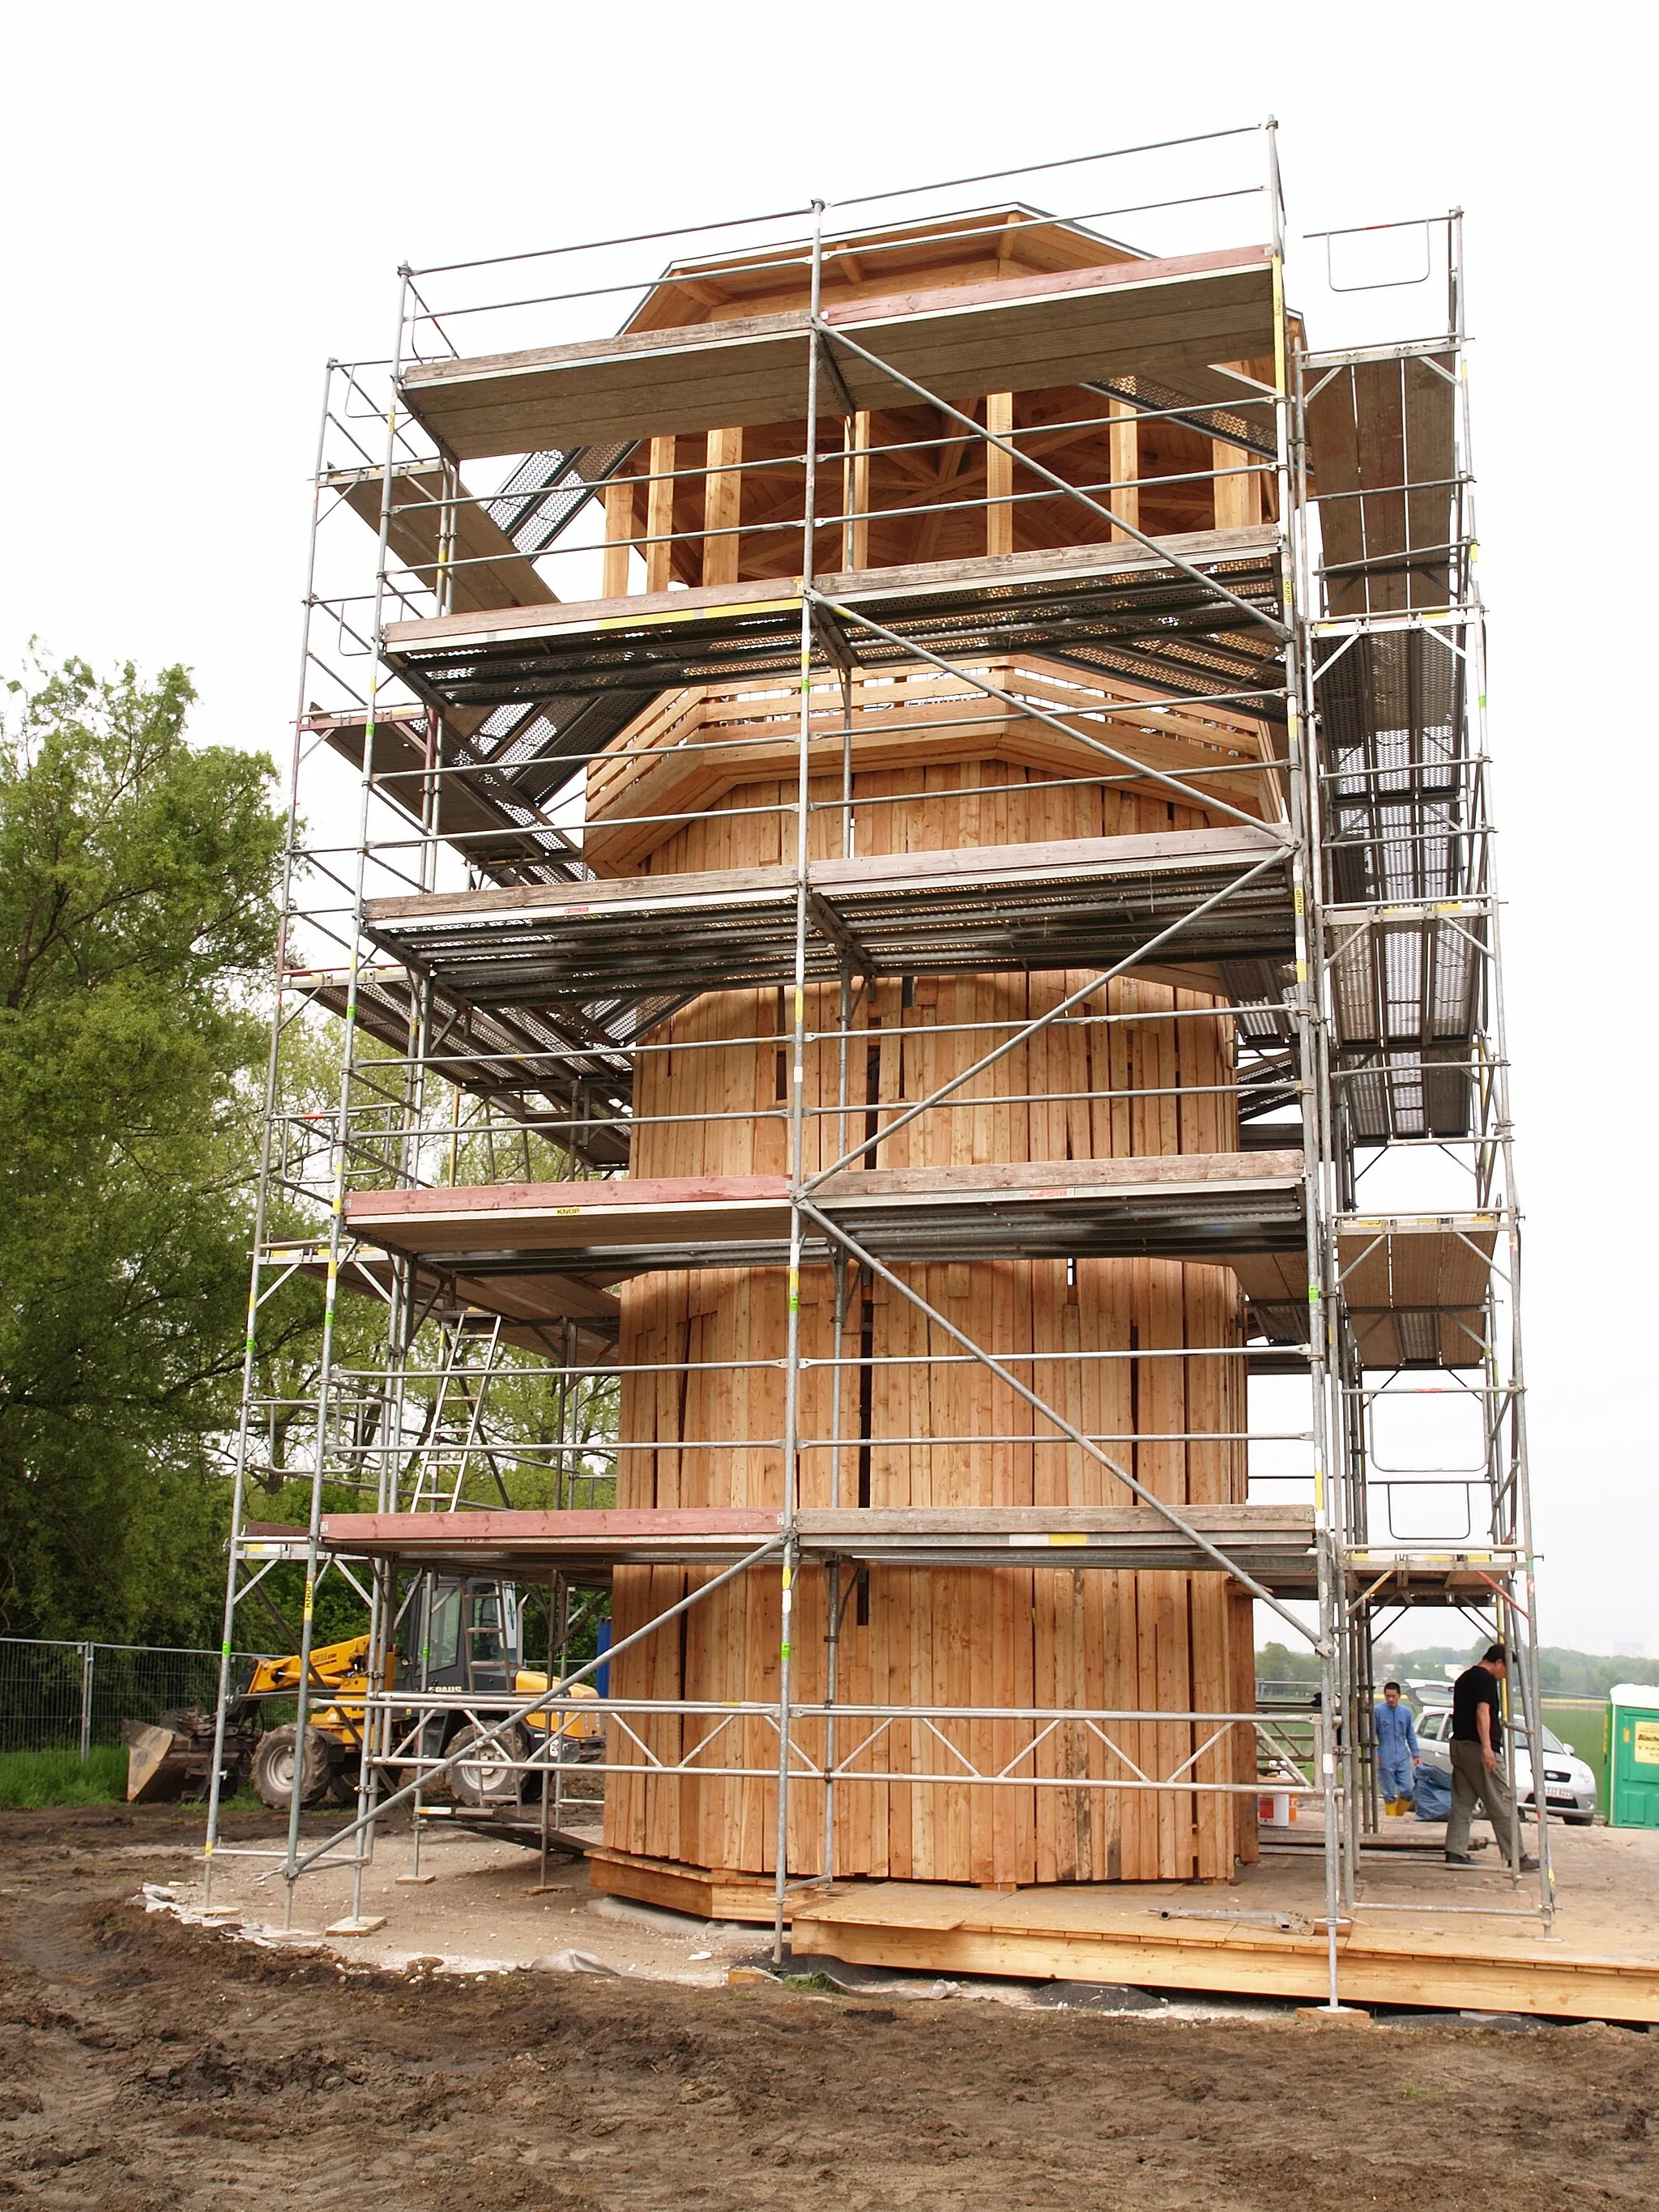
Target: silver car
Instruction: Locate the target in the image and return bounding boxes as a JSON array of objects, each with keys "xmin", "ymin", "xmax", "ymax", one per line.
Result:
[{"xmin": 1413, "ymin": 1706, "xmax": 1597, "ymax": 1825}]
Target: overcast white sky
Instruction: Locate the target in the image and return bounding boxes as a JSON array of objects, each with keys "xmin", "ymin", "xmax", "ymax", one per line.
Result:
[{"xmin": 2, "ymin": 3, "xmax": 1653, "ymax": 1651}]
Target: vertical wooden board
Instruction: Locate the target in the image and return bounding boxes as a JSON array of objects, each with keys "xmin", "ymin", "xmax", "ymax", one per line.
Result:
[
  {"xmin": 1011, "ymin": 1258, "xmax": 1037, "ymax": 1512},
  {"xmin": 1104, "ymin": 1259, "xmax": 1134, "ymax": 1510},
  {"xmin": 1029, "ymin": 1259, "xmax": 1059, "ymax": 1513},
  {"xmin": 967, "ymin": 1566, "xmax": 996, "ymax": 1884},
  {"xmin": 938, "ymin": 1565, "xmax": 971, "ymax": 1882},
  {"xmin": 881, "ymin": 1566, "xmax": 910, "ymax": 1881},
  {"xmin": 1109, "ymin": 977, "xmax": 1135, "ymax": 1162},
  {"xmin": 1066, "ymin": 1567, "xmax": 1097, "ymax": 1880},
  {"xmin": 1187, "ymin": 992, "xmax": 1214, "ymax": 1156},
  {"xmin": 1030, "ymin": 1564, "xmax": 1061, "ymax": 1882},
  {"xmin": 785, "ymin": 1562, "xmax": 824, "ymax": 1874},
  {"xmin": 830, "ymin": 1557, "xmax": 859, "ymax": 1879},
  {"xmin": 1074, "ymin": 975, "xmax": 1103, "ymax": 1172},
  {"xmin": 1128, "ymin": 1572, "xmax": 1164, "ymax": 1880},
  {"xmin": 1230, "ymin": 1585, "xmax": 1262, "ymax": 1865},
  {"xmin": 1151, "ymin": 982, "xmax": 1181, "ymax": 1165},
  {"xmin": 601, "ymin": 1564, "xmax": 642, "ymax": 1852},
  {"xmin": 754, "ymin": 1562, "xmax": 782, "ymax": 1878},
  {"xmin": 1188, "ymin": 1570, "xmax": 1232, "ymax": 1879},
  {"xmin": 1152, "ymin": 1260, "xmax": 1194, "ymax": 1878},
  {"xmin": 863, "ymin": 1564, "xmax": 895, "ymax": 1880},
  {"xmin": 1027, "ymin": 974, "xmax": 1060, "ymax": 1166},
  {"xmin": 1162, "ymin": 1568, "xmax": 1197, "ymax": 1881},
  {"xmin": 1187, "ymin": 1266, "xmax": 1237, "ymax": 1508},
  {"xmin": 1105, "ymin": 1564, "xmax": 1141, "ymax": 1879},
  {"xmin": 633, "ymin": 1565, "xmax": 681, "ymax": 1865},
  {"xmin": 1009, "ymin": 1562, "xmax": 1040, "ymax": 1882},
  {"xmin": 908, "ymin": 1558, "xmax": 941, "ymax": 1880}
]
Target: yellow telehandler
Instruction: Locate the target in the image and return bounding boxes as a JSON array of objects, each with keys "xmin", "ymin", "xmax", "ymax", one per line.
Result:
[{"xmin": 124, "ymin": 1577, "xmax": 599, "ymax": 1808}]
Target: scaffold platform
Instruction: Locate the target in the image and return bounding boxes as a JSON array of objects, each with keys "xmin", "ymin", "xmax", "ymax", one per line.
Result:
[
  {"xmin": 306, "ymin": 1502, "xmax": 1518, "ymax": 1609},
  {"xmin": 385, "ymin": 529, "xmax": 1284, "ymax": 714},
  {"xmin": 399, "ymin": 244, "xmax": 1279, "ymax": 458},
  {"xmin": 345, "ymin": 1153, "xmax": 1310, "ymax": 1274},
  {"xmin": 362, "ymin": 825, "xmax": 1294, "ymax": 1004}
]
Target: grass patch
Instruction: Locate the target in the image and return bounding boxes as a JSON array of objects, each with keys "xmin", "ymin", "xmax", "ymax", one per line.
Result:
[
  {"xmin": 0, "ymin": 1745, "xmax": 266, "ymax": 1812},
  {"xmin": 0, "ymin": 1745, "xmax": 128, "ymax": 1807},
  {"xmin": 1542, "ymin": 1700, "xmax": 1607, "ymax": 1812}
]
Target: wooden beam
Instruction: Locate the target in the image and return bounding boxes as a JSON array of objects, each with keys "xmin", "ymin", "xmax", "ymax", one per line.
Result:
[
  {"xmin": 646, "ymin": 434, "xmax": 676, "ymax": 595},
  {"xmin": 985, "ymin": 392, "xmax": 1014, "ymax": 557},
  {"xmin": 702, "ymin": 426, "xmax": 744, "ymax": 587}
]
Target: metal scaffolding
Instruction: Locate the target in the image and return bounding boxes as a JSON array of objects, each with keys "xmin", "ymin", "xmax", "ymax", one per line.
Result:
[{"xmin": 201, "ymin": 125, "xmax": 1549, "ymax": 2004}]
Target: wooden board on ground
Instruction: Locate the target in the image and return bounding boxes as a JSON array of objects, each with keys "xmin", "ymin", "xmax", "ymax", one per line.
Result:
[
  {"xmin": 587, "ymin": 1846, "xmax": 800, "ymax": 1923},
  {"xmin": 787, "ymin": 1871, "xmax": 1659, "ymax": 2025}
]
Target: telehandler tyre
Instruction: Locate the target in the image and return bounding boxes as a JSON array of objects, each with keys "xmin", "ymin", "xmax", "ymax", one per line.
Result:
[
  {"xmin": 447, "ymin": 1721, "xmax": 529, "ymax": 1808},
  {"xmin": 251, "ymin": 1724, "xmax": 335, "ymax": 1810}
]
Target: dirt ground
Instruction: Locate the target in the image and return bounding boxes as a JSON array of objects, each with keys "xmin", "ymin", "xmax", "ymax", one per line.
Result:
[{"xmin": 2, "ymin": 1806, "xmax": 1657, "ymax": 2211}]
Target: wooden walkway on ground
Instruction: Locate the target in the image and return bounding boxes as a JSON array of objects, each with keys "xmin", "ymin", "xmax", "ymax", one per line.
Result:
[{"xmin": 591, "ymin": 1826, "xmax": 1659, "ymax": 2024}]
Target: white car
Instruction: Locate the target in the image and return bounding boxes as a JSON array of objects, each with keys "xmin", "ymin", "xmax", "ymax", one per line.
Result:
[{"xmin": 1413, "ymin": 1707, "xmax": 1597, "ymax": 1825}]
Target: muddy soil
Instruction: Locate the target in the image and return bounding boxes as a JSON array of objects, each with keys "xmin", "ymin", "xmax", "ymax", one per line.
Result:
[{"xmin": 1, "ymin": 1806, "xmax": 1654, "ymax": 2210}]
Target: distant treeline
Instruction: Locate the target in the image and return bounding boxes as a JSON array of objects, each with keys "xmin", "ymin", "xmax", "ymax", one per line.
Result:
[{"xmin": 1257, "ymin": 1639, "xmax": 1659, "ymax": 1698}]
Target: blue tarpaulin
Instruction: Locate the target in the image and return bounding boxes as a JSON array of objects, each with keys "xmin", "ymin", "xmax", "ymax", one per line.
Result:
[{"xmin": 1414, "ymin": 1764, "xmax": 1452, "ymax": 1819}]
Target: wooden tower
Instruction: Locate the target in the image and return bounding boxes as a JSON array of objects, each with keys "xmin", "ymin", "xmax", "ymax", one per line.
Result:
[{"xmin": 587, "ymin": 212, "xmax": 1280, "ymax": 1888}]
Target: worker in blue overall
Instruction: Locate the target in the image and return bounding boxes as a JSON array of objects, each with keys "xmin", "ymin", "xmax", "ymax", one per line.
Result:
[{"xmin": 1373, "ymin": 1681, "xmax": 1422, "ymax": 1816}]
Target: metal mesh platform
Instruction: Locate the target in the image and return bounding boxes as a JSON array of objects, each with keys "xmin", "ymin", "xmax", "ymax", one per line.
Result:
[
  {"xmin": 362, "ymin": 826, "xmax": 1294, "ymax": 1008},
  {"xmin": 382, "ymin": 530, "xmax": 1285, "ymax": 744}
]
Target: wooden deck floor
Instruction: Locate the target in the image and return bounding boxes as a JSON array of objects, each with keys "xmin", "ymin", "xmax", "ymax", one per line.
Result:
[{"xmin": 595, "ymin": 1824, "xmax": 1659, "ymax": 2022}]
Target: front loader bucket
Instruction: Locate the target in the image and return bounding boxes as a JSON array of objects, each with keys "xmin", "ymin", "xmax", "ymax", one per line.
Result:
[
  {"xmin": 124, "ymin": 1721, "xmax": 191, "ymax": 1804},
  {"xmin": 122, "ymin": 1709, "xmax": 253, "ymax": 1804}
]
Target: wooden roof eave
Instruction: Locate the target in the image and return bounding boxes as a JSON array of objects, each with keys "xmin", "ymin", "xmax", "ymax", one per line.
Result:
[{"xmin": 400, "ymin": 246, "xmax": 1277, "ymax": 459}]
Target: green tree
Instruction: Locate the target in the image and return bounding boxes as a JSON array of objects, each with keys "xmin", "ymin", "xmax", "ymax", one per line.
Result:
[{"xmin": 0, "ymin": 654, "xmax": 285, "ymax": 1639}]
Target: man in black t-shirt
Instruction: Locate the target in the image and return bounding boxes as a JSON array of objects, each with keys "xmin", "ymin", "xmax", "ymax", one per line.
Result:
[{"xmin": 1445, "ymin": 1644, "xmax": 1538, "ymax": 1870}]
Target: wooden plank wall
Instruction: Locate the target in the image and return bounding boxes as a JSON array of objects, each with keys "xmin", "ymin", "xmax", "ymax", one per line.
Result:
[{"xmin": 599, "ymin": 715, "xmax": 1257, "ymax": 1886}]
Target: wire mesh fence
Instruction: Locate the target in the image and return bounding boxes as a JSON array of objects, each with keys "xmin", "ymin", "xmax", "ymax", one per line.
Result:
[{"xmin": 0, "ymin": 1637, "xmax": 271, "ymax": 1758}]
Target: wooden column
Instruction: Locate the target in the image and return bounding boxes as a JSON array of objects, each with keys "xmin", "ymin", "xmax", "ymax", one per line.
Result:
[
  {"xmin": 702, "ymin": 427, "xmax": 744, "ymax": 587},
  {"xmin": 1108, "ymin": 399, "xmax": 1140, "ymax": 542},
  {"xmin": 601, "ymin": 473, "xmax": 634, "ymax": 598},
  {"xmin": 646, "ymin": 434, "xmax": 676, "ymax": 593},
  {"xmin": 842, "ymin": 411, "xmax": 871, "ymax": 571},
  {"xmin": 1212, "ymin": 439, "xmax": 1264, "ymax": 529},
  {"xmin": 985, "ymin": 392, "xmax": 1014, "ymax": 556}
]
